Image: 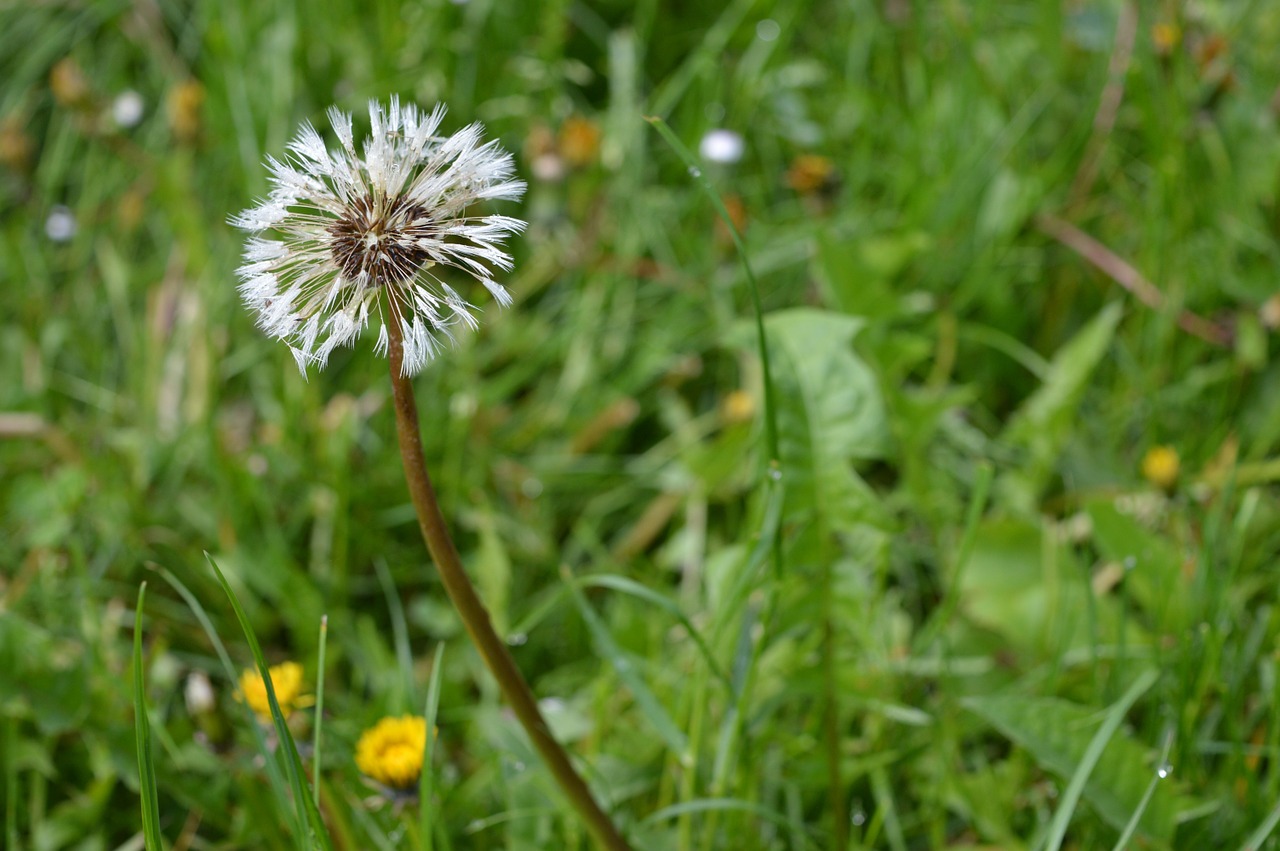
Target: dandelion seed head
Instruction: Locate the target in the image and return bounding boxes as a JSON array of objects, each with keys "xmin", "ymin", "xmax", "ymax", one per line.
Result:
[{"xmin": 232, "ymin": 98, "xmax": 526, "ymax": 376}]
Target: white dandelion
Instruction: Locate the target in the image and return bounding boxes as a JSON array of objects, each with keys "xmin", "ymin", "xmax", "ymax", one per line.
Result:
[{"xmin": 231, "ymin": 97, "xmax": 526, "ymax": 376}]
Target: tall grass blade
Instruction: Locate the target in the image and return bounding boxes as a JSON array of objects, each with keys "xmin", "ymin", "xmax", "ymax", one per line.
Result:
[
  {"xmin": 577, "ymin": 574, "xmax": 731, "ymax": 690},
  {"xmin": 154, "ymin": 565, "xmax": 293, "ymax": 817},
  {"xmin": 204, "ymin": 554, "xmax": 334, "ymax": 851},
  {"xmin": 374, "ymin": 557, "xmax": 415, "ymax": 711},
  {"xmin": 1110, "ymin": 725, "xmax": 1174, "ymax": 851},
  {"xmin": 312, "ymin": 614, "xmax": 328, "ymax": 812},
  {"xmin": 132, "ymin": 582, "xmax": 165, "ymax": 850},
  {"xmin": 562, "ymin": 565, "xmax": 689, "ymax": 760},
  {"xmin": 1042, "ymin": 668, "xmax": 1159, "ymax": 851},
  {"xmin": 418, "ymin": 642, "xmax": 447, "ymax": 851}
]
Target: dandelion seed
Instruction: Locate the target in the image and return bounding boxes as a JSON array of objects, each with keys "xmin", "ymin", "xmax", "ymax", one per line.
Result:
[{"xmin": 231, "ymin": 97, "xmax": 526, "ymax": 376}]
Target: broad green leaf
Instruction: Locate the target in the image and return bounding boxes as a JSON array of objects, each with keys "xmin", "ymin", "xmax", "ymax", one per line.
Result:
[
  {"xmin": 1086, "ymin": 500, "xmax": 1192, "ymax": 633},
  {"xmin": 813, "ymin": 229, "xmax": 931, "ymax": 318},
  {"xmin": 0, "ymin": 615, "xmax": 89, "ymax": 736},
  {"xmin": 963, "ymin": 689, "xmax": 1182, "ymax": 842},
  {"xmin": 999, "ymin": 302, "xmax": 1123, "ymax": 512},
  {"xmin": 762, "ymin": 307, "xmax": 889, "ymax": 540},
  {"xmin": 956, "ymin": 518, "xmax": 1141, "ymax": 659},
  {"xmin": 1042, "ymin": 669, "xmax": 1158, "ymax": 851}
]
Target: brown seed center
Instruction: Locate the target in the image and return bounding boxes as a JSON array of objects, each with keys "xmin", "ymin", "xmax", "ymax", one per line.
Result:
[{"xmin": 328, "ymin": 195, "xmax": 431, "ymax": 287}]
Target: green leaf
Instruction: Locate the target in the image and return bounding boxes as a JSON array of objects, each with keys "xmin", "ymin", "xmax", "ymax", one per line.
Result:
[
  {"xmin": 999, "ymin": 302, "xmax": 1123, "ymax": 511},
  {"xmin": 1086, "ymin": 500, "xmax": 1192, "ymax": 633},
  {"xmin": 963, "ymin": 687, "xmax": 1180, "ymax": 842},
  {"xmin": 0, "ymin": 615, "xmax": 90, "ymax": 736},
  {"xmin": 762, "ymin": 307, "xmax": 889, "ymax": 540},
  {"xmin": 813, "ymin": 229, "xmax": 931, "ymax": 318},
  {"xmin": 957, "ymin": 518, "xmax": 1113, "ymax": 658},
  {"xmin": 562, "ymin": 566, "xmax": 689, "ymax": 761}
]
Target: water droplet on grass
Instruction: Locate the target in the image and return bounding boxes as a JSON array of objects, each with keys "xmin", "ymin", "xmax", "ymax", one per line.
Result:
[{"xmin": 687, "ymin": 166, "xmax": 701, "ymax": 178}]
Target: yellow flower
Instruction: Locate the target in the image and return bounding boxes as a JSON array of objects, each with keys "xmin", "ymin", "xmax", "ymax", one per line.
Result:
[
  {"xmin": 1141, "ymin": 446, "xmax": 1180, "ymax": 491},
  {"xmin": 1151, "ymin": 22, "xmax": 1180, "ymax": 56},
  {"xmin": 557, "ymin": 115, "xmax": 601, "ymax": 168},
  {"xmin": 237, "ymin": 661, "xmax": 310, "ymax": 721},
  {"xmin": 355, "ymin": 715, "xmax": 429, "ymax": 790},
  {"xmin": 721, "ymin": 389, "xmax": 755, "ymax": 425},
  {"xmin": 786, "ymin": 154, "xmax": 837, "ymax": 195}
]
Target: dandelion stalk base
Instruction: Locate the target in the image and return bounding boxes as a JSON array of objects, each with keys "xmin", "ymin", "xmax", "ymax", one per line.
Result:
[{"xmin": 386, "ymin": 315, "xmax": 631, "ymax": 851}]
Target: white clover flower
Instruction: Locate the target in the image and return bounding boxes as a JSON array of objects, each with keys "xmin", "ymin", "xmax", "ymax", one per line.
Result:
[
  {"xmin": 232, "ymin": 97, "xmax": 526, "ymax": 376},
  {"xmin": 698, "ymin": 129, "xmax": 744, "ymax": 165}
]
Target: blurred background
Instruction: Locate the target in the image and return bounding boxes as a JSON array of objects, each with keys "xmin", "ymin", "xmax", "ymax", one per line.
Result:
[{"xmin": 4, "ymin": 1, "xmax": 1280, "ymax": 848}]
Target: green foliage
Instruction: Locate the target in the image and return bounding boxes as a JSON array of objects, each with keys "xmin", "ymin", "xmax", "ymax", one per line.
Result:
[{"xmin": 5, "ymin": 0, "xmax": 1280, "ymax": 848}]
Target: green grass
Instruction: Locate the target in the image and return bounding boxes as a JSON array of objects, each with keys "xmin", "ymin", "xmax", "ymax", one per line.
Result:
[{"xmin": 5, "ymin": 0, "xmax": 1280, "ymax": 848}]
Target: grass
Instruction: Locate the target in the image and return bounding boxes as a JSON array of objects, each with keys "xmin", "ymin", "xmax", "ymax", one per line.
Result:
[{"xmin": 4, "ymin": 0, "xmax": 1280, "ymax": 848}]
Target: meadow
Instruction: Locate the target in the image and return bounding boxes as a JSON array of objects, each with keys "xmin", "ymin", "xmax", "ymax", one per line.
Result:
[{"xmin": 4, "ymin": 1, "xmax": 1280, "ymax": 848}]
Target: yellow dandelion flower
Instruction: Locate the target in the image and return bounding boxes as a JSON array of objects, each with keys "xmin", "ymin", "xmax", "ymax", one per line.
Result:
[
  {"xmin": 722, "ymin": 389, "xmax": 755, "ymax": 425},
  {"xmin": 167, "ymin": 79, "xmax": 205, "ymax": 143},
  {"xmin": 557, "ymin": 115, "xmax": 601, "ymax": 168},
  {"xmin": 786, "ymin": 154, "xmax": 837, "ymax": 195},
  {"xmin": 1151, "ymin": 22, "xmax": 1180, "ymax": 56},
  {"xmin": 1141, "ymin": 445, "xmax": 1179, "ymax": 491},
  {"xmin": 355, "ymin": 715, "xmax": 429, "ymax": 790},
  {"xmin": 237, "ymin": 661, "xmax": 310, "ymax": 721},
  {"xmin": 50, "ymin": 58, "xmax": 90, "ymax": 108}
]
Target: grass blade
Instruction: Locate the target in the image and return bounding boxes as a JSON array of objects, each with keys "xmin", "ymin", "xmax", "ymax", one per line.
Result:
[
  {"xmin": 418, "ymin": 642, "xmax": 447, "ymax": 851},
  {"xmin": 312, "ymin": 614, "xmax": 328, "ymax": 812},
  {"xmin": 577, "ymin": 574, "xmax": 731, "ymax": 690},
  {"xmin": 1110, "ymin": 724, "xmax": 1174, "ymax": 851},
  {"xmin": 645, "ymin": 115, "xmax": 778, "ymax": 467},
  {"xmin": 1240, "ymin": 798, "xmax": 1280, "ymax": 851},
  {"xmin": 132, "ymin": 582, "xmax": 165, "ymax": 850},
  {"xmin": 153, "ymin": 565, "xmax": 293, "ymax": 815},
  {"xmin": 562, "ymin": 565, "xmax": 689, "ymax": 761},
  {"xmin": 205, "ymin": 553, "xmax": 334, "ymax": 851},
  {"xmin": 1042, "ymin": 669, "xmax": 1159, "ymax": 851},
  {"xmin": 375, "ymin": 557, "xmax": 416, "ymax": 712},
  {"xmin": 642, "ymin": 798, "xmax": 820, "ymax": 850}
]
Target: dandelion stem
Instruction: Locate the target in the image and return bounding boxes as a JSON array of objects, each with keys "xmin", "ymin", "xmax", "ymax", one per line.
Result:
[{"xmin": 385, "ymin": 315, "xmax": 632, "ymax": 851}]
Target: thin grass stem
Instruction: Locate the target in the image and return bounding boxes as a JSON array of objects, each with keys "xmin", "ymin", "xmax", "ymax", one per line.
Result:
[{"xmin": 313, "ymin": 614, "xmax": 328, "ymax": 811}]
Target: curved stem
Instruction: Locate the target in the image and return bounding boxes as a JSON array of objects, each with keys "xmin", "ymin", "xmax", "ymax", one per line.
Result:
[{"xmin": 385, "ymin": 316, "xmax": 632, "ymax": 851}]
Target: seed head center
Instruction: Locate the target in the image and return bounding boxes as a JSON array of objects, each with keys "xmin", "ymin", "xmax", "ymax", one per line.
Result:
[{"xmin": 329, "ymin": 195, "xmax": 431, "ymax": 287}]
